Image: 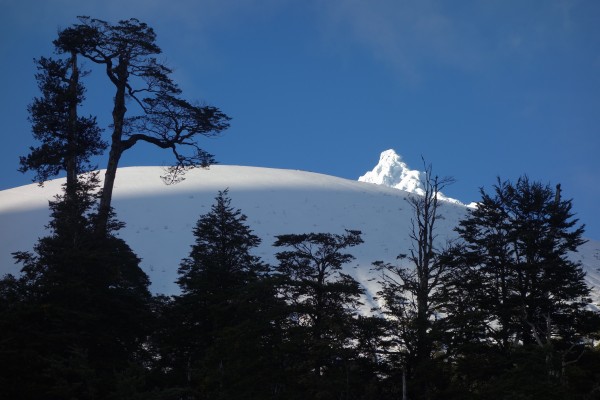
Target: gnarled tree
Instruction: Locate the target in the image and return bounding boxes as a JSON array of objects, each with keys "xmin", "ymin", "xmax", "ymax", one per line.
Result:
[
  {"xmin": 374, "ymin": 159, "xmax": 455, "ymax": 399},
  {"xmin": 55, "ymin": 17, "xmax": 230, "ymax": 235}
]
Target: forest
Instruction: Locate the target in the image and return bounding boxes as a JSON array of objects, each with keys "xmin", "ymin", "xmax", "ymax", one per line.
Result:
[{"xmin": 1, "ymin": 17, "xmax": 599, "ymax": 400}]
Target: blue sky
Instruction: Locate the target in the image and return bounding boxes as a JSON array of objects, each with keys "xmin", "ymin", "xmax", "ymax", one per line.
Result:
[{"xmin": 1, "ymin": 0, "xmax": 599, "ymax": 239}]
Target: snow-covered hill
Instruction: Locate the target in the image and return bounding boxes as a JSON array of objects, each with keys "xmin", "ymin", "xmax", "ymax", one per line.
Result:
[{"xmin": 1, "ymin": 157, "xmax": 599, "ymax": 308}]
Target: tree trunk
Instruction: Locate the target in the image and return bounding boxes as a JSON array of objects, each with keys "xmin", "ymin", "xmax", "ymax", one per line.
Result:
[
  {"xmin": 96, "ymin": 143, "xmax": 123, "ymax": 235},
  {"xmin": 95, "ymin": 61, "xmax": 128, "ymax": 236},
  {"xmin": 65, "ymin": 51, "xmax": 79, "ymax": 199}
]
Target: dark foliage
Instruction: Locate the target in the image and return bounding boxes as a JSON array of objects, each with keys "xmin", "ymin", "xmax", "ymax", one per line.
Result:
[
  {"xmin": 150, "ymin": 190, "xmax": 284, "ymax": 399},
  {"xmin": 54, "ymin": 16, "xmax": 230, "ymax": 235},
  {"xmin": 0, "ymin": 174, "xmax": 152, "ymax": 399},
  {"xmin": 20, "ymin": 54, "xmax": 105, "ymax": 190},
  {"xmin": 438, "ymin": 176, "xmax": 599, "ymax": 398},
  {"xmin": 452, "ymin": 177, "xmax": 589, "ymax": 348},
  {"xmin": 14, "ymin": 21, "xmax": 600, "ymax": 395},
  {"xmin": 273, "ymin": 230, "xmax": 383, "ymax": 399},
  {"xmin": 373, "ymin": 160, "xmax": 455, "ymax": 399}
]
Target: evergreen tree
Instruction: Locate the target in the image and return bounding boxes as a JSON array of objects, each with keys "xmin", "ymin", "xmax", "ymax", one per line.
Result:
[
  {"xmin": 273, "ymin": 230, "xmax": 372, "ymax": 399},
  {"xmin": 156, "ymin": 190, "xmax": 281, "ymax": 399},
  {"xmin": 7, "ymin": 41, "xmax": 153, "ymax": 397},
  {"xmin": 0, "ymin": 173, "xmax": 152, "ymax": 399},
  {"xmin": 20, "ymin": 53, "xmax": 105, "ymax": 195},
  {"xmin": 445, "ymin": 176, "xmax": 596, "ymax": 391},
  {"xmin": 54, "ymin": 17, "xmax": 230, "ymax": 235}
]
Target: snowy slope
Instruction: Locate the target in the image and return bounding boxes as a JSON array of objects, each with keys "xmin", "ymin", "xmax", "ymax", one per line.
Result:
[{"xmin": 1, "ymin": 162, "xmax": 599, "ymax": 309}]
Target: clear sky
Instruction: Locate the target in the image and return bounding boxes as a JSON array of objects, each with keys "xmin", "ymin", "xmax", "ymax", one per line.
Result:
[{"xmin": 1, "ymin": 0, "xmax": 599, "ymax": 239}]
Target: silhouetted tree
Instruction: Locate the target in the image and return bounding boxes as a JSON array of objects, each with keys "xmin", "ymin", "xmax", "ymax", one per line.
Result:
[
  {"xmin": 155, "ymin": 190, "xmax": 282, "ymax": 399},
  {"xmin": 373, "ymin": 160, "xmax": 454, "ymax": 399},
  {"xmin": 0, "ymin": 173, "xmax": 152, "ymax": 399},
  {"xmin": 274, "ymin": 230, "xmax": 372, "ymax": 398},
  {"xmin": 10, "ymin": 41, "xmax": 156, "ymax": 397},
  {"xmin": 54, "ymin": 16, "xmax": 230, "ymax": 235},
  {"xmin": 445, "ymin": 177, "xmax": 595, "ymax": 391},
  {"xmin": 20, "ymin": 53, "xmax": 105, "ymax": 197}
]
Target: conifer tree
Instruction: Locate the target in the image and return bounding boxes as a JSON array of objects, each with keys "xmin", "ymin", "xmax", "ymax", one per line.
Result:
[
  {"xmin": 1, "ymin": 173, "xmax": 152, "ymax": 399},
  {"xmin": 20, "ymin": 53, "xmax": 105, "ymax": 196},
  {"xmin": 447, "ymin": 177, "xmax": 593, "ymax": 386},
  {"xmin": 7, "ymin": 41, "xmax": 152, "ymax": 397},
  {"xmin": 158, "ymin": 190, "xmax": 281, "ymax": 399},
  {"xmin": 273, "ymin": 230, "xmax": 369, "ymax": 398}
]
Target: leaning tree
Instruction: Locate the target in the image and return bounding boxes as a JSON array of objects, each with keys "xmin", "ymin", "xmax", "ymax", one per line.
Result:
[{"xmin": 54, "ymin": 16, "xmax": 231, "ymax": 235}]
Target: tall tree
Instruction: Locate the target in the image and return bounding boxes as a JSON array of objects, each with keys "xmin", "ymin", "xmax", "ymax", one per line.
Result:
[
  {"xmin": 373, "ymin": 160, "xmax": 454, "ymax": 399},
  {"xmin": 450, "ymin": 177, "xmax": 592, "ymax": 382},
  {"xmin": 11, "ymin": 41, "xmax": 152, "ymax": 398},
  {"xmin": 273, "ymin": 230, "xmax": 371, "ymax": 398},
  {"xmin": 54, "ymin": 16, "xmax": 230, "ymax": 235},
  {"xmin": 156, "ymin": 190, "xmax": 281, "ymax": 399},
  {"xmin": 2, "ymin": 173, "xmax": 152, "ymax": 399},
  {"xmin": 20, "ymin": 53, "xmax": 105, "ymax": 197}
]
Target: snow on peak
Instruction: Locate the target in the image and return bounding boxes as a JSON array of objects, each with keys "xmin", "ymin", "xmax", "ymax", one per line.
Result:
[
  {"xmin": 358, "ymin": 149, "xmax": 462, "ymax": 204},
  {"xmin": 358, "ymin": 149, "xmax": 427, "ymax": 195}
]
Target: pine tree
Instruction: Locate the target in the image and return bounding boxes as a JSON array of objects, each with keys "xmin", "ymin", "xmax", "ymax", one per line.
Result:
[
  {"xmin": 157, "ymin": 190, "xmax": 281, "ymax": 399},
  {"xmin": 1, "ymin": 173, "xmax": 152, "ymax": 399},
  {"xmin": 20, "ymin": 53, "xmax": 105, "ymax": 195},
  {"xmin": 7, "ymin": 42, "xmax": 152, "ymax": 397}
]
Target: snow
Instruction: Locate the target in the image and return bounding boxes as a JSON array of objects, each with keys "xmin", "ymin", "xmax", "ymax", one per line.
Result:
[
  {"xmin": 1, "ymin": 163, "xmax": 599, "ymax": 310},
  {"xmin": 359, "ymin": 149, "xmax": 426, "ymax": 194},
  {"xmin": 359, "ymin": 149, "xmax": 464, "ymax": 205}
]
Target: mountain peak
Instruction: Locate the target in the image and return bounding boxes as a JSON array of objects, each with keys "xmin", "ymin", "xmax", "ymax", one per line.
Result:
[
  {"xmin": 358, "ymin": 149, "xmax": 464, "ymax": 204},
  {"xmin": 358, "ymin": 149, "xmax": 426, "ymax": 196}
]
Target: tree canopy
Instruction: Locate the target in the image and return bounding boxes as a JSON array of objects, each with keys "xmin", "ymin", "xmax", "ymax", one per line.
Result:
[{"xmin": 25, "ymin": 16, "xmax": 231, "ymax": 236}]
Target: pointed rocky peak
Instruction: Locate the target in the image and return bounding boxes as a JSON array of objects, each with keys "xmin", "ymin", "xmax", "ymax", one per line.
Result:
[
  {"xmin": 358, "ymin": 149, "xmax": 464, "ymax": 204},
  {"xmin": 358, "ymin": 149, "xmax": 426, "ymax": 196}
]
